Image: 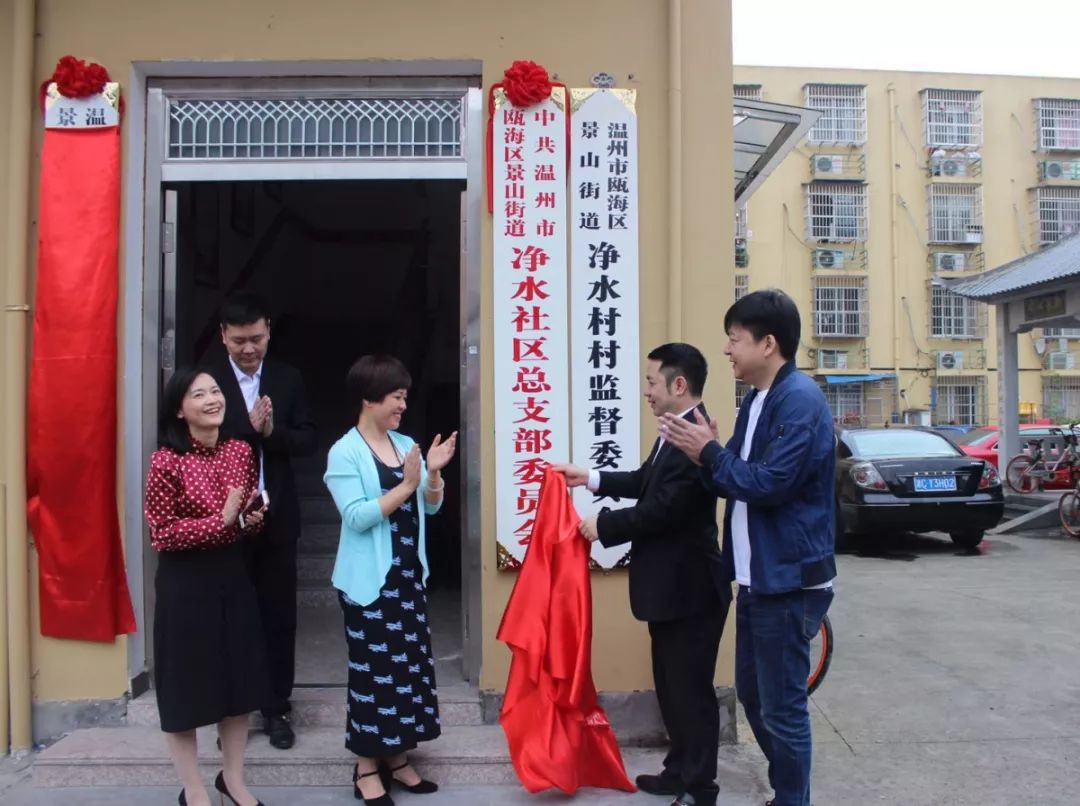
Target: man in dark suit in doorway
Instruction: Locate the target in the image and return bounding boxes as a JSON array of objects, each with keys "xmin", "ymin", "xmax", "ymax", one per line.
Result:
[
  {"xmin": 554, "ymin": 343, "xmax": 730, "ymax": 806},
  {"xmin": 207, "ymin": 292, "xmax": 317, "ymax": 749}
]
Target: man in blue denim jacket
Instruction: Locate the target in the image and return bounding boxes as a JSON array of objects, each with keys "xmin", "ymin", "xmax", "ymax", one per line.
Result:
[{"xmin": 661, "ymin": 289, "xmax": 836, "ymax": 806}]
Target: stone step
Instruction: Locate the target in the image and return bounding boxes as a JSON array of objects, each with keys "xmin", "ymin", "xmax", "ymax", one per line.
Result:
[
  {"xmin": 34, "ymin": 724, "xmax": 525, "ymax": 787},
  {"xmin": 298, "ymin": 495, "xmax": 340, "ymax": 526},
  {"xmin": 296, "ymin": 553, "xmax": 335, "ymax": 585},
  {"xmin": 126, "ymin": 685, "xmax": 484, "ymax": 732},
  {"xmin": 295, "ymin": 471, "xmax": 328, "ymax": 497},
  {"xmin": 297, "ymin": 587, "xmax": 334, "ymax": 606},
  {"xmin": 297, "ymin": 585, "xmax": 338, "ymax": 608},
  {"xmin": 299, "ymin": 523, "xmax": 340, "ymax": 555}
]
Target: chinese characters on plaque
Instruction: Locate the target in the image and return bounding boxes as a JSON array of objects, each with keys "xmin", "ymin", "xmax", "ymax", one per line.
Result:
[
  {"xmin": 43, "ymin": 82, "xmax": 121, "ymax": 130},
  {"xmin": 570, "ymin": 89, "xmax": 641, "ymax": 569},
  {"xmin": 492, "ymin": 88, "xmax": 571, "ymax": 569},
  {"xmin": 491, "ymin": 87, "xmax": 641, "ymax": 571}
]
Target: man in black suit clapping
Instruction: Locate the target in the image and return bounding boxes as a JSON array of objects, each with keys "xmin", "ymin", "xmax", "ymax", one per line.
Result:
[
  {"xmin": 553, "ymin": 343, "xmax": 730, "ymax": 806},
  {"xmin": 208, "ymin": 292, "xmax": 317, "ymax": 750}
]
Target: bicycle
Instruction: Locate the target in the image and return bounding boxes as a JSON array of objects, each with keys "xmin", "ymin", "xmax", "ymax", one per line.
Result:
[
  {"xmin": 1057, "ymin": 475, "xmax": 1080, "ymax": 538},
  {"xmin": 1004, "ymin": 423, "xmax": 1080, "ymax": 494},
  {"xmin": 807, "ymin": 614, "xmax": 833, "ymax": 695}
]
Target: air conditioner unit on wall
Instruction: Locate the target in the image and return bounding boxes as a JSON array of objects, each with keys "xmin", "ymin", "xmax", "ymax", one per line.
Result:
[
  {"xmin": 1042, "ymin": 160, "xmax": 1080, "ymax": 180},
  {"xmin": 1048, "ymin": 351, "xmax": 1076, "ymax": 370},
  {"xmin": 937, "ymin": 351, "xmax": 964, "ymax": 370},
  {"xmin": 933, "ymin": 252, "xmax": 966, "ymax": 271},
  {"xmin": 939, "ymin": 158, "xmax": 967, "ymax": 177},
  {"xmin": 1043, "ymin": 161, "xmax": 1066, "ymax": 180},
  {"xmin": 814, "ymin": 155, "xmax": 844, "ymax": 175},
  {"xmin": 813, "ymin": 249, "xmax": 846, "ymax": 269}
]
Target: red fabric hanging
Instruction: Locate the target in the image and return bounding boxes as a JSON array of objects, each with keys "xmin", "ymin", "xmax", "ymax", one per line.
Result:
[
  {"xmin": 26, "ymin": 56, "xmax": 136, "ymax": 641},
  {"xmin": 497, "ymin": 469, "xmax": 635, "ymax": 794},
  {"xmin": 486, "ymin": 60, "xmax": 571, "ymax": 213}
]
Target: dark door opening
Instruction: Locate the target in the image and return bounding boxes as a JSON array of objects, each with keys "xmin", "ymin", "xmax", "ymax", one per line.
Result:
[{"xmin": 166, "ymin": 179, "xmax": 465, "ymax": 686}]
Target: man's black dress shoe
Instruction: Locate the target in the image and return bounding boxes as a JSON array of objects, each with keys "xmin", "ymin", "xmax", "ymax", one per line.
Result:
[
  {"xmin": 636, "ymin": 772, "xmax": 681, "ymax": 796},
  {"xmin": 264, "ymin": 714, "xmax": 295, "ymax": 749}
]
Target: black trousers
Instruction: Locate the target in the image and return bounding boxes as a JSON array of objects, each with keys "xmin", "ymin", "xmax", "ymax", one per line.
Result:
[
  {"xmin": 246, "ymin": 518, "xmax": 298, "ymax": 718},
  {"xmin": 648, "ymin": 599, "xmax": 729, "ymax": 798}
]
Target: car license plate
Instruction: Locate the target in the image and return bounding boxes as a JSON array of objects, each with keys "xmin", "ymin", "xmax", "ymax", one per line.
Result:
[{"xmin": 914, "ymin": 476, "xmax": 957, "ymax": 492}]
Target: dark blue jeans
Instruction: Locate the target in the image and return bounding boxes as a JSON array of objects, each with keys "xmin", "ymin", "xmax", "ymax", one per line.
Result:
[{"xmin": 736, "ymin": 586, "xmax": 833, "ymax": 806}]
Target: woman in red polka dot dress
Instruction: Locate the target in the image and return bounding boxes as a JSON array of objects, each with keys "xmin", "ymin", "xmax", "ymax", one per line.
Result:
[{"xmin": 145, "ymin": 367, "xmax": 272, "ymax": 806}]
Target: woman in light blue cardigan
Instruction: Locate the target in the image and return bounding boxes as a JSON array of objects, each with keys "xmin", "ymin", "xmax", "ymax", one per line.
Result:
[{"xmin": 324, "ymin": 355, "xmax": 456, "ymax": 806}]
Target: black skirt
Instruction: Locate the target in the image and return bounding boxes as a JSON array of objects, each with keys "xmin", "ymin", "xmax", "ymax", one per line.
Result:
[
  {"xmin": 153, "ymin": 541, "xmax": 271, "ymax": 732},
  {"xmin": 340, "ymin": 454, "xmax": 440, "ymax": 757}
]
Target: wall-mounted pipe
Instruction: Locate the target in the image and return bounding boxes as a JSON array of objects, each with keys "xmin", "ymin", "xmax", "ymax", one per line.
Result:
[
  {"xmin": 887, "ymin": 84, "xmax": 903, "ymax": 421},
  {"xmin": 2, "ymin": 0, "xmax": 37, "ymax": 757},
  {"xmin": 667, "ymin": 0, "xmax": 683, "ymax": 340}
]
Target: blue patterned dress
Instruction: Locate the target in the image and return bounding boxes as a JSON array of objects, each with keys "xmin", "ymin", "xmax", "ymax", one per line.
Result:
[{"xmin": 339, "ymin": 454, "xmax": 440, "ymax": 756}]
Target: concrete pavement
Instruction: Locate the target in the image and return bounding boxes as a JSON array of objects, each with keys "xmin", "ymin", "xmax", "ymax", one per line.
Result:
[{"xmin": 5, "ymin": 526, "xmax": 1080, "ymax": 805}]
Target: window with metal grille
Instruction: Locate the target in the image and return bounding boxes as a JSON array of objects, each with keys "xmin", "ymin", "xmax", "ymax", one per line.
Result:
[
  {"xmin": 735, "ymin": 206, "xmax": 748, "ymax": 239},
  {"xmin": 864, "ymin": 378, "xmax": 898, "ymax": 426},
  {"xmin": 817, "ymin": 349, "xmax": 850, "ymax": 369},
  {"xmin": 166, "ymin": 97, "xmax": 462, "ymax": 160},
  {"xmin": 735, "ymin": 274, "xmax": 749, "ymax": 301},
  {"xmin": 1044, "ymin": 327, "xmax": 1080, "ymax": 338},
  {"xmin": 1036, "ymin": 99, "xmax": 1080, "ymax": 151},
  {"xmin": 929, "ymin": 184, "xmax": 983, "ymax": 243},
  {"xmin": 1036, "ymin": 187, "xmax": 1080, "ymax": 245},
  {"xmin": 922, "ymin": 89, "xmax": 982, "ymax": 148},
  {"xmin": 813, "ymin": 276, "xmax": 868, "ymax": 337},
  {"xmin": 934, "ymin": 377, "xmax": 986, "ymax": 426},
  {"xmin": 805, "ymin": 182, "xmax": 867, "ymax": 241},
  {"xmin": 734, "ymin": 84, "xmax": 763, "ymax": 101},
  {"xmin": 1043, "ymin": 377, "xmax": 1080, "ymax": 421},
  {"xmin": 735, "ymin": 381, "xmax": 752, "ymax": 414},
  {"xmin": 821, "ymin": 383, "xmax": 865, "ymax": 424},
  {"xmin": 805, "ymin": 84, "xmax": 867, "ymax": 145},
  {"xmin": 931, "ymin": 285, "xmax": 983, "ymax": 339}
]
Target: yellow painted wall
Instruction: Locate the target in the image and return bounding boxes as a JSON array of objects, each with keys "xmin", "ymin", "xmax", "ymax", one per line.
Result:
[
  {"xmin": 734, "ymin": 66, "xmax": 1080, "ymax": 425},
  {"xmin": 6, "ymin": 0, "xmax": 735, "ymax": 701},
  {"xmin": 0, "ymin": 4, "xmax": 11, "ymax": 268}
]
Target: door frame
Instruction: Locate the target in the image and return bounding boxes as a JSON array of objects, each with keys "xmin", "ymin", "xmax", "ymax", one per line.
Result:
[{"xmin": 122, "ymin": 60, "xmax": 485, "ymax": 692}]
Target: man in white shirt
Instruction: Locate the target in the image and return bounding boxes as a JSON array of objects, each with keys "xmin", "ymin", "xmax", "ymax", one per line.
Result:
[
  {"xmin": 661, "ymin": 290, "xmax": 836, "ymax": 806},
  {"xmin": 212, "ymin": 292, "xmax": 317, "ymax": 750}
]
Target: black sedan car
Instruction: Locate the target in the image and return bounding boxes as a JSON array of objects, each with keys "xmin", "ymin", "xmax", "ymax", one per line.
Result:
[{"xmin": 835, "ymin": 426, "xmax": 1004, "ymax": 549}]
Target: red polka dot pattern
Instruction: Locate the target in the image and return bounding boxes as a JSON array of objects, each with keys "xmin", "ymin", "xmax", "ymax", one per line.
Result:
[{"xmin": 144, "ymin": 438, "xmax": 260, "ymax": 552}]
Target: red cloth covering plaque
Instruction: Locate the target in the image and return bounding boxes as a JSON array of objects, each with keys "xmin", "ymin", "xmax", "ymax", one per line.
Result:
[
  {"xmin": 496, "ymin": 469, "xmax": 635, "ymax": 794},
  {"xmin": 26, "ymin": 57, "xmax": 136, "ymax": 640}
]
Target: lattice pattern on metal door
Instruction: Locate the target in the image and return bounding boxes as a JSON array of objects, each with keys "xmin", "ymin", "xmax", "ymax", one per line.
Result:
[{"xmin": 167, "ymin": 97, "xmax": 462, "ymax": 160}]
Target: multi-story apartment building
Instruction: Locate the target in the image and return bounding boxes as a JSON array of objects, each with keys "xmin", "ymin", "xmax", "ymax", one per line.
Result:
[{"xmin": 733, "ymin": 66, "xmax": 1080, "ymax": 427}]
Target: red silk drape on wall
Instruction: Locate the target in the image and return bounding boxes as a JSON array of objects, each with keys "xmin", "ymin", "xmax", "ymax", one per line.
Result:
[
  {"xmin": 26, "ymin": 83, "xmax": 136, "ymax": 640},
  {"xmin": 497, "ymin": 469, "xmax": 635, "ymax": 794}
]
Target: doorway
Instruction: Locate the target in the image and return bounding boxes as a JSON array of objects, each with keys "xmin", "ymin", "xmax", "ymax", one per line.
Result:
[{"xmin": 166, "ymin": 179, "xmax": 466, "ymax": 687}]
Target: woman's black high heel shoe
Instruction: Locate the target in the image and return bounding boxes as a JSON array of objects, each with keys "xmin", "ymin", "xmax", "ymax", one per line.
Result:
[
  {"xmin": 215, "ymin": 771, "xmax": 266, "ymax": 806},
  {"xmin": 353, "ymin": 764, "xmax": 394, "ymax": 805},
  {"xmin": 384, "ymin": 760, "xmax": 438, "ymax": 794}
]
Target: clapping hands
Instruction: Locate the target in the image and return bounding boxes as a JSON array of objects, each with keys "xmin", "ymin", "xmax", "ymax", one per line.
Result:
[
  {"xmin": 426, "ymin": 432, "xmax": 458, "ymax": 473},
  {"xmin": 659, "ymin": 410, "xmax": 720, "ymax": 466},
  {"xmin": 402, "ymin": 446, "xmax": 422, "ymax": 492},
  {"xmin": 249, "ymin": 395, "xmax": 274, "ymax": 437}
]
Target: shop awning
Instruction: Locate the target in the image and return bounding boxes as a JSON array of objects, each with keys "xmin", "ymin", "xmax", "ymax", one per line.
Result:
[
  {"xmin": 735, "ymin": 99, "xmax": 820, "ymax": 205},
  {"xmin": 823, "ymin": 374, "xmax": 895, "ymax": 385}
]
